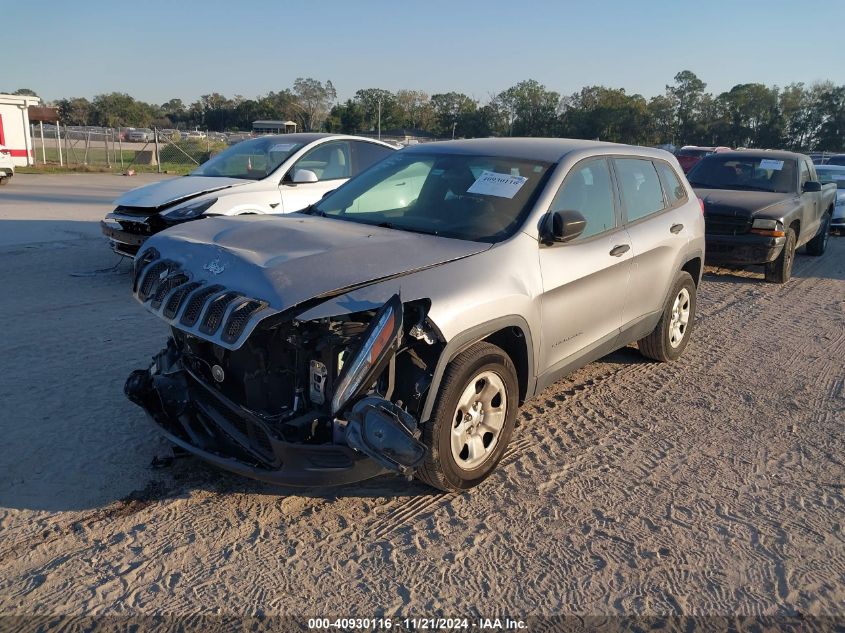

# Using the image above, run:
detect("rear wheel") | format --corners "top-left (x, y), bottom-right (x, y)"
top-left (764, 227), bottom-right (796, 283)
top-left (416, 342), bottom-right (518, 492)
top-left (806, 213), bottom-right (831, 256)
top-left (638, 271), bottom-right (697, 362)
top-left (0, 175), bottom-right (9, 186)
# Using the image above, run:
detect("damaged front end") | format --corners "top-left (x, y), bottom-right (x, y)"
top-left (126, 255), bottom-right (443, 486)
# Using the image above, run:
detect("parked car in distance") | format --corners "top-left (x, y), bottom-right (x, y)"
top-left (824, 154), bottom-right (845, 167)
top-left (688, 150), bottom-right (836, 283)
top-left (126, 128), bottom-right (154, 143)
top-left (816, 164), bottom-right (845, 234)
top-left (124, 138), bottom-right (705, 491)
top-left (0, 145), bottom-right (14, 185)
top-left (675, 146), bottom-right (715, 173)
top-left (100, 133), bottom-right (398, 257)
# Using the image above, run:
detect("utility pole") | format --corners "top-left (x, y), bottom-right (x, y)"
top-left (377, 97), bottom-right (382, 140)
top-left (452, 121), bottom-right (457, 139)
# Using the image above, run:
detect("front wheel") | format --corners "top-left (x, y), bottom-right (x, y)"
top-left (416, 342), bottom-right (519, 492)
top-left (805, 213), bottom-right (831, 256)
top-left (764, 227), bottom-right (796, 283)
top-left (638, 271), bottom-right (697, 362)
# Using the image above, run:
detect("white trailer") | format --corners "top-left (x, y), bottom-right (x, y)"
top-left (0, 93), bottom-right (41, 166)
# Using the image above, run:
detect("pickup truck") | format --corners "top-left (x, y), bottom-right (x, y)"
top-left (688, 150), bottom-right (836, 283)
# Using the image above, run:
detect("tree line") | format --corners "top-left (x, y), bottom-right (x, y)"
top-left (9, 71), bottom-right (844, 151)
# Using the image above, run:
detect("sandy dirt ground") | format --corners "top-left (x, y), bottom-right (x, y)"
top-left (0, 174), bottom-right (843, 623)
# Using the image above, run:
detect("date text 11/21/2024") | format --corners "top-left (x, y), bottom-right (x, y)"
top-left (307, 617), bottom-right (527, 630)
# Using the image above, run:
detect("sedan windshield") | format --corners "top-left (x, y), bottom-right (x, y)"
top-left (688, 156), bottom-right (797, 193)
top-left (816, 167), bottom-right (845, 189)
top-left (190, 137), bottom-right (302, 180)
top-left (308, 152), bottom-right (553, 243)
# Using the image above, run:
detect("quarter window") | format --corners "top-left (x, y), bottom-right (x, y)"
top-left (655, 161), bottom-right (688, 206)
top-left (614, 158), bottom-right (666, 222)
top-left (549, 158), bottom-right (616, 239)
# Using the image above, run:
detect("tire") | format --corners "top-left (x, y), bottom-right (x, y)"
top-left (0, 176), bottom-right (9, 186)
top-left (764, 227), bottom-right (796, 284)
top-left (805, 213), bottom-right (831, 256)
top-left (416, 342), bottom-right (519, 492)
top-left (637, 271), bottom-right (697, 362)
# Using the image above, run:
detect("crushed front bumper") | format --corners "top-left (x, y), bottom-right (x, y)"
top-left (101, 212), bottom-right (159, 258)
top-left (705, 233), bottom-right (785, 266)
top-left (125, 343), bottom-right (392, 487)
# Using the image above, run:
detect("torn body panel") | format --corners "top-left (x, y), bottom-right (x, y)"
top-left (127, 285), bottom-right (443, 484)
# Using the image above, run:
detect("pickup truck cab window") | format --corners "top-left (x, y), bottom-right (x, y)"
top-left (614, 158), bottom-right (666, 222)
top-left (799, 159), bottom-right (812, 189)
top-left (549, 158), bottom-right (616, 240)
top-left (688, 156), bottom-right (797, 194)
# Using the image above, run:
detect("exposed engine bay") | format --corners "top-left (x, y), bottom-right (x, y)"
top-left (126, 273), bottom-right (444, 484)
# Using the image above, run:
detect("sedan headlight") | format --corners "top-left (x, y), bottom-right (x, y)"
top-left (331, 294), bottom-right (403, 416)
top-left (162, 197), bottom-right (217, 220)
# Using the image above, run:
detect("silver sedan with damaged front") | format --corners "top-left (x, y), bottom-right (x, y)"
top-left (125, 138), bottom-right (705, 491)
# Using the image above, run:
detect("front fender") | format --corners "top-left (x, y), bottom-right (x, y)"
top-left (418, 315), bottom-right (536, 424)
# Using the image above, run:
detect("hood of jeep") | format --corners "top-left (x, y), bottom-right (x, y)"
top-left (133, 214), bottom-right (489, 349)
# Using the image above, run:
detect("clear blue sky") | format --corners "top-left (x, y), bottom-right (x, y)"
top-left (6, 0), bottom-right (845, 104)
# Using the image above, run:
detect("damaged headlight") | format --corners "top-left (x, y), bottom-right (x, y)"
top-left (331, 294), bottom-right (402, 415)
top-left (162, 197), bottom-right (217, 220)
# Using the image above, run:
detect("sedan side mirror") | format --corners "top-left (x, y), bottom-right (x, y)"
top-left (547, 210), bottom-right (587, 243)
top-left (292, 169), bottom-right (319, 184)
top-left (802, 180), bottom-right (822, 193)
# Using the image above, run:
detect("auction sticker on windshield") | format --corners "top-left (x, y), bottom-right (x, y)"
top-left (759, 159), bottom-right (784, 170)
top-left (467, 170), bottom-right (528, 198)
top-left (269, 143), bottom-right (297, 152)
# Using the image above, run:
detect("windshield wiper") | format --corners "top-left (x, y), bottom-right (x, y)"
top-left (688, 181), bottom-right (713, 188)
top-left (299, 205), bottom-right (325, 217)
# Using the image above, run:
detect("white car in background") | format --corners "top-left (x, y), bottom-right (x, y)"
top-left (816, 164), bottom-right (845, 234)
top-left (100, 133), bottom-right (398, 257)
top-left (0, 145), bottom-right (14, 185)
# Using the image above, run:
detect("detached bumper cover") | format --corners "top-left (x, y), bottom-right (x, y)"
top-left (705, 233), bottom-right (785, 265)
top-left (125, 343), bottom-right (389, 486)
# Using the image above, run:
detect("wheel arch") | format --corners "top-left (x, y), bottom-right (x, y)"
top-left (419, 316), bottom-right (535, 424)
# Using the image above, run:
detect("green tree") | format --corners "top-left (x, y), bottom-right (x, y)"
top-left (292, 78), bottom-right (337, 131)
top-left (430, 92), bottom-right (477, 137)
top-left (56, 97), bottom-right (93, 126)
top-left (667, 70), bottom-right (707, 144)
top-left (495, 80), bottom-right (560, 136)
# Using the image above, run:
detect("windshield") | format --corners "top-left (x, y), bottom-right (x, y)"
top-left (308, 152), bottom-right (553, 243)
top-left (687, 155), bottom-right (797, 193)
top-left (817, 167), bottom-right (845, 189)
top-left (190, 137), bottom-right (302, 180)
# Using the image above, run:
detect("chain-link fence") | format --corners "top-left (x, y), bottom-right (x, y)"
top-left (28, 125), bottom-right (229, 173)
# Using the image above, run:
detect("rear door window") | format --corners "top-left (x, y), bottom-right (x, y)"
top-left (614, 158), bottom-right (666, 222)
top-left (654, 161), bottom-right (688, 206)
top-left (351, 141), bottom-right (394, 175)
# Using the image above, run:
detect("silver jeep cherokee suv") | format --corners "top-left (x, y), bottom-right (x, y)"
top-left (125, 138), bottom-right (704, 491)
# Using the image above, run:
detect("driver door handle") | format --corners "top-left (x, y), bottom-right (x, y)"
top-left (670, 223), bottom-right (684, 234)
top-left (609, 244), bottom-right (630, 257)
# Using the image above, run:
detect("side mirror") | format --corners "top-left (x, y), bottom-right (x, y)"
top-left (292, 169), bottom-right (319, 184)
top-left (547, 210), bottom-right (587, 243)
top-left (802, 180), bottom-right (822, 193)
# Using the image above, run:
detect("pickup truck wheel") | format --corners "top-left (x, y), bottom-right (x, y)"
top-left (805, 213), bottom-right (831, 256)
top-left (416, 342), bottom-right (518, 491)
top-left (764, 227), bottom-right (796, 283)
top-left (637, 271), bottom-right (697, 362)
top-left (0, 176), bottom-right (9, 186)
